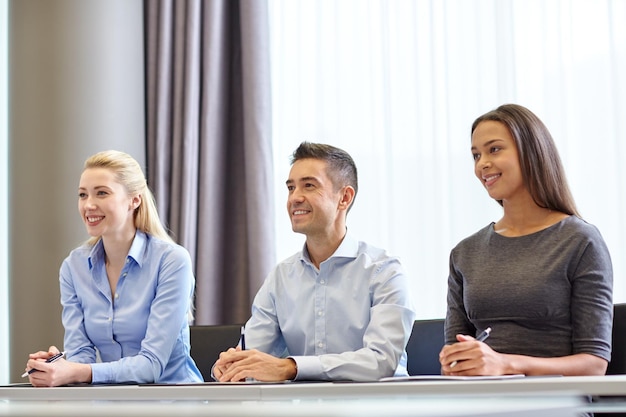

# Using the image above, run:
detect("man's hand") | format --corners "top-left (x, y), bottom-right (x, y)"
top-left (213, 348), bottom-right (297, 382)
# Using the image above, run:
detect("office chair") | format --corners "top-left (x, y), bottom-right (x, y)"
top-left (606, 303), bottom-right (626, 375)
top-left (189, 324), bottom-right (243, 381)
top-left (405, 318), bottom-right (445, 375)
top-left (597, 304), bottom-right (626, 417)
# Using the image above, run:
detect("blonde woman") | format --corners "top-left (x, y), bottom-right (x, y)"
top-left (24, 150), bottom-right (202, 386)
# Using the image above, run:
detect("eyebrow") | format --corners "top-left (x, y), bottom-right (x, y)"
top-left (471, 138), bottom-right (504, 151)
top-left (285, 176), bottom-right (321, 186)
top-left (78, 185), bottom-right (110, 191)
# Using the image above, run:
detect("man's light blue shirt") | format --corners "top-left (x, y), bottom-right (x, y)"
top-left (245, 232), bottom-right (416, 381)
top-left (60, 231), bottom-right (203, 384)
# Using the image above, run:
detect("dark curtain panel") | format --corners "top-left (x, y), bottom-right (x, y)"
top-left (144, 0), bottom-right (274, 324)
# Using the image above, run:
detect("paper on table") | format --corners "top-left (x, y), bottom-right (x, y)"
top-left (380, 374), bottom-right (526, 382)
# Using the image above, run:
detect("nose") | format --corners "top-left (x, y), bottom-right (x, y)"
top-left (82, 196), bottom-right (97, 210)
top-left (288, 187), bottom-right (304, 205)
top-left (476, 155), bottom-right (491, 170)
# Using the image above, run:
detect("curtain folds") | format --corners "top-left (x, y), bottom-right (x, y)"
top-left (268, 0), bottom-right (626, 318)
top-left (145, 0), bottom-right (274, 324)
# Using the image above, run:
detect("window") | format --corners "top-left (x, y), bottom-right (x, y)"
top-left (269, 0), bottom-right (626, 318)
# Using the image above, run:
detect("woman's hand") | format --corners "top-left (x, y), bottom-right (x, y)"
top-left (25, 346), bottom-right (92, 387)
top-left (439, 334), bottom-right (508, 376)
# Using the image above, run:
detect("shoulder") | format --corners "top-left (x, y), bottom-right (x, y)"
top-left (554, 216), bottom-right (611, 258)
top-left (273, 249), bottom-right (303, 269)
top-left (65, 242), bottom-right (93, 259)
top-left (144, 234), bottom-right (192, 265)
top-left (352, 240), bottom-right (407, 281)
top-left (452, 223), bottom-right (493, 252)
top-left (543, 216), bottom-right (610, 253)
top-left (557, 216), bottom-right (605, 239)
top-left (355, 240), bottom-right (400, 263)
top-left (270, 251), bottom-right (304, 276)
top-left (61, 241), bottom-right (96, 269)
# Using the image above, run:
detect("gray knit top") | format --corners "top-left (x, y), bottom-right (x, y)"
top-left (445, 216), bottom-right (613, 362)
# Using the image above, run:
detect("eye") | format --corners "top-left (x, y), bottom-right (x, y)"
top-left (97, 190), bottom-right (108, 196)
top-left (287, 185), bottom-right (295, 192)
top-left (472, 152), bottom-right (480, 161)
top-left (78, 192), bottom-right (87, 198)
top-left (305, 183), bottom-right (315, 188)
top-left (490, 146), bottom-right (501, 153)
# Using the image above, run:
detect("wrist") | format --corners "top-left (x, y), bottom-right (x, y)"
top-left (80, 363), bottom-right (93, 384)
top-left (287, 358), bottom-right (298, 380)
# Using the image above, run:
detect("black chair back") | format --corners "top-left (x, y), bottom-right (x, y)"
top-left (406, 318), bottom-right (445, 375)
top-left (189, 324), bottom-right (243, 381)
top-left (607, 303), bottom-right (626, 375)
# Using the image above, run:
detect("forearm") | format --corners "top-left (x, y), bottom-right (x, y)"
top-left (294, 346), bottom-right (401, 381)
top-left (505, 353), bottom-right (607, 376)
top-left (91, 354), bottom-right (159, 384)
top-left (71, 362), bottom-right (93, 384)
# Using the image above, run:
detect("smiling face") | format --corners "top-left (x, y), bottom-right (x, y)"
top-left (471, 120), bottom-right (527, 203)
top-left (78, 167), bottom-right (140, 240)
top-left (286, 158), bottom-right (348, 239)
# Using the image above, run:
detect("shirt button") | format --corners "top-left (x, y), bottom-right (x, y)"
top-left (317, 310), bottom-right (323, 316)
top-left (115, 293), bottom-right (119, 299)
top-left (126, 259), bottom-right (130, 264)
top-left (122, 273), bottom-right (127, 277)
top-left (320, 280), bottom-right (325, 284)
top-left (318, 342), bottom-right (323, 348)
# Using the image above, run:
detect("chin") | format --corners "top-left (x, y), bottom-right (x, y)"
top-left (85, 227), bottom-right (101, 237)
top-left (291, 224), bottom-right (308, 235)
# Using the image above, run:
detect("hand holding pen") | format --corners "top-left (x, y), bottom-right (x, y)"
top-left (240, 325), bottom-right (246, 350)
top-left (449, 327), bottom-right (491, 368)
top-left (22, 350), bottom-right (66, 377)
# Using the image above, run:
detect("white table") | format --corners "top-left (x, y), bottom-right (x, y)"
top-left (2, 375), bottom-right (626, 416)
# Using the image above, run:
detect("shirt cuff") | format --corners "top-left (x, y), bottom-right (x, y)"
top-left (289, 356), bottom-right (323, 381)
top-left (90, 363), bottom-right (107, 384)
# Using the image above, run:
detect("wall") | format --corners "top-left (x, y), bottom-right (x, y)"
top-left (0, 0), bottom-right (8, 385)
top-left (8, 0), bottom-right (144, 382)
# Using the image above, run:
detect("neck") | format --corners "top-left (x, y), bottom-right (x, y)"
top-left (305, 227), bottom-right (347, 269)
top-left (497, 198), bottom-right (565, 236)
top-left (103, 229), bottom-right (136, 266)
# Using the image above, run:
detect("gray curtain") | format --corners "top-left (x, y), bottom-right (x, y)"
top-left (144, 0), bottom-right (274, 324)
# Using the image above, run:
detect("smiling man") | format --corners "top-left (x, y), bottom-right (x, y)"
top-left (212, 142), bottom-right (415, 382)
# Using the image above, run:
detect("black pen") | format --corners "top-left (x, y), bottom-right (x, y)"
top-left (450, 327), bottom-right (491, 368)
top-left (240, 326), bottom-right (246, 350)
top-left (22, 351), bottom-right (66, 377)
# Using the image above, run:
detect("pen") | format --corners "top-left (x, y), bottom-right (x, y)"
top-left (22, 351), bottom-right (66, 377)
top-left (240, 326), bottom-right (246, 350)
top-left (450, 327), bottom-right (491, 368)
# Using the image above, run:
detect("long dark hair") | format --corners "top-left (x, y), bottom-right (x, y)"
top-left (471, 104), bottom-right (580, 217)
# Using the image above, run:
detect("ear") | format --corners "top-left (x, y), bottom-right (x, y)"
top-left (130, 194), bottom-right (142, 211)
top-left (338, 186), bottom-right (355, 211)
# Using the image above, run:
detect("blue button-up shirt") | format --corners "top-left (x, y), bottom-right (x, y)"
top-left (59, 231), bottom-right (203, 384)
top-left (245, 232), bottom-right (416, 381)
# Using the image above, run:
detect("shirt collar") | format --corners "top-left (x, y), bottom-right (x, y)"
top-left (127, 230), bottom-right (147, 267)
top-left (87, 230), bottom-right (147, 270)
top-left (300, 229), bottom-right (359, 265)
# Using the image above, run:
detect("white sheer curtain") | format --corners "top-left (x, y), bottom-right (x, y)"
top-left (268, 0), bottom-right (626, 319)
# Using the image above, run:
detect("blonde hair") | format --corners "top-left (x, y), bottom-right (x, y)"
top-left (83, 150), bottom-right (174, 246)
